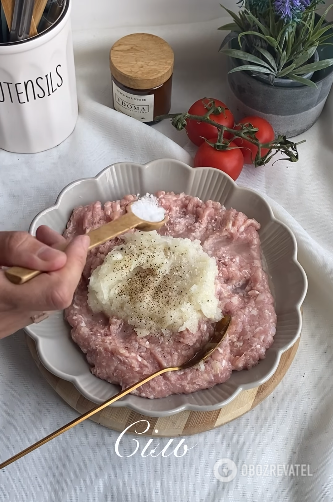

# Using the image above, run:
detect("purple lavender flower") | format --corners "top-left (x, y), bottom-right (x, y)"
top-left (274, 0), bottom-right (311, 22)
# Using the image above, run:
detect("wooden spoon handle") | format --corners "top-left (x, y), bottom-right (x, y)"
top-left (5, 212), bottom-right (141, 285)
top-left (33, 0), bottom-right (48, 26)
top-left (1, 0), bottom-right (14, 28)
top-left (29, 15), bottom-right (37, 36)
top-left (1, 0), bottom-right (37, 35)
top-left (87, 212), bottom-right (140, 248)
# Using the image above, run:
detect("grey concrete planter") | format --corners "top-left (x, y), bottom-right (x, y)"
top-left (227, 37), bottom-right (333, 138)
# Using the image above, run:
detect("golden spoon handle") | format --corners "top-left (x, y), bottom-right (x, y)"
top-left (5, 213), bottom-right (141, 285)
top-left (0, 366), bottom-right (173, 469)
top-left (0, 318), bottom-right (230, 469)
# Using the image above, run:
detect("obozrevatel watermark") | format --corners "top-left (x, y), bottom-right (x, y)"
top-left (214, 459), bottom-right (313, 483)
top-left (115, 420), bottom-right (197, 458)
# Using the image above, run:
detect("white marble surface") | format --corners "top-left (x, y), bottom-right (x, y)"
top-left (1, 14), bottom-right (333, 502)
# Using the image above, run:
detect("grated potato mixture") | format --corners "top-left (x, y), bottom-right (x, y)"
top-left (88, 230), bottom-right (222, 336)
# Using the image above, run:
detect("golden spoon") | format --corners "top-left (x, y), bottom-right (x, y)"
top-left (0, 315), bottom-right (231, 469)
top-left (5, 205), bottom-right (168, 285)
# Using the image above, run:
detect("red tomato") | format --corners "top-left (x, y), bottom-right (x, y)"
top-left (186, 98), bottom-right (234, 147)
top-left (234, 116), bottom-right (275, 165)
top-left (194, 140), bottom-right (244, 181)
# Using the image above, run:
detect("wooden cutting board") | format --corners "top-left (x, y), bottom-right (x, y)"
top-left (26, 336), bottom-right (300, 437)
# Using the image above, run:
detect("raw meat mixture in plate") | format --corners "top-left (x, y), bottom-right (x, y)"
top-left (64, 192), bottom-right (277, 399)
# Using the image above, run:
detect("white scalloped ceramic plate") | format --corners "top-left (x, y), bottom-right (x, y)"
top-left (25, 159), bottom-right (307, 417)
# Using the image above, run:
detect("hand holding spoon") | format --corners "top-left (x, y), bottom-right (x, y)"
top-left (5, 202), bottom-right (168, 285)
top-left (0, 315), bottom-right (231, 469)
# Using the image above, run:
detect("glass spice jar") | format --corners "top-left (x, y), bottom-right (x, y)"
top-left (110, 33), bottom-right (174, 124)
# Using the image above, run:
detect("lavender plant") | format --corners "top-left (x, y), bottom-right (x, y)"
top-left (219, 0), bottom-right (333, 86)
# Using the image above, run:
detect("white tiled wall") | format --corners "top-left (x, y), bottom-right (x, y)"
top-left (71, 0), bottom-right (238, 30)
top-left (70, 0), bottom-right (333, 31)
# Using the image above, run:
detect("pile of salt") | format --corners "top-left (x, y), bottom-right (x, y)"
top-left (131, 194), bottom-right (165, 223)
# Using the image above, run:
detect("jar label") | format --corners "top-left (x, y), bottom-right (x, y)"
top-left (112, 82), bottom-right (154, 122)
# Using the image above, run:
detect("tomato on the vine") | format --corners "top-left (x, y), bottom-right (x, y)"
top-left (194, 140), bottom-right (244, 181)
top-left (186, 98), bottom-right (234, 147)
top-left (234, 116), bottom-right (275, 165)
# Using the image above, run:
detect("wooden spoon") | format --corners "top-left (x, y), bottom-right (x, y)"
top-left (5, 205), bottom-right (168, 285)
top-left (1, 0), bottom-right (15, 29)
top-left (0, 315), bottom-right (231, 469)
top-left (1, 0), bottom-right (37, 36)
top-left (33, 0), bottom-right (48, 27)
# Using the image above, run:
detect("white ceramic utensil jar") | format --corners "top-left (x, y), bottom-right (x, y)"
top-left (0, 0), bottom-right (78, 153)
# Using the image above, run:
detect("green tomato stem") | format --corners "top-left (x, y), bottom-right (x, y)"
top-left (155, 103), bottom-right (305, 167)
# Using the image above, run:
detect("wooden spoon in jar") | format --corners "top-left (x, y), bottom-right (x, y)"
top-left (5, 203), bottom-right (168, 285)
top-left (1, 0), bottom-right (38, 37)
top-left (0, 315), bottom-right (231, 469)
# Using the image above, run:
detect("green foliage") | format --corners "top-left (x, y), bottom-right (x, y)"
top-left (219, 1), bottom-right (333, 86)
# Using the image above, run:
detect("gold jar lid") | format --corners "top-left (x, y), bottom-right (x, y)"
top-left (110, 33), bottom-right (174, 90)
